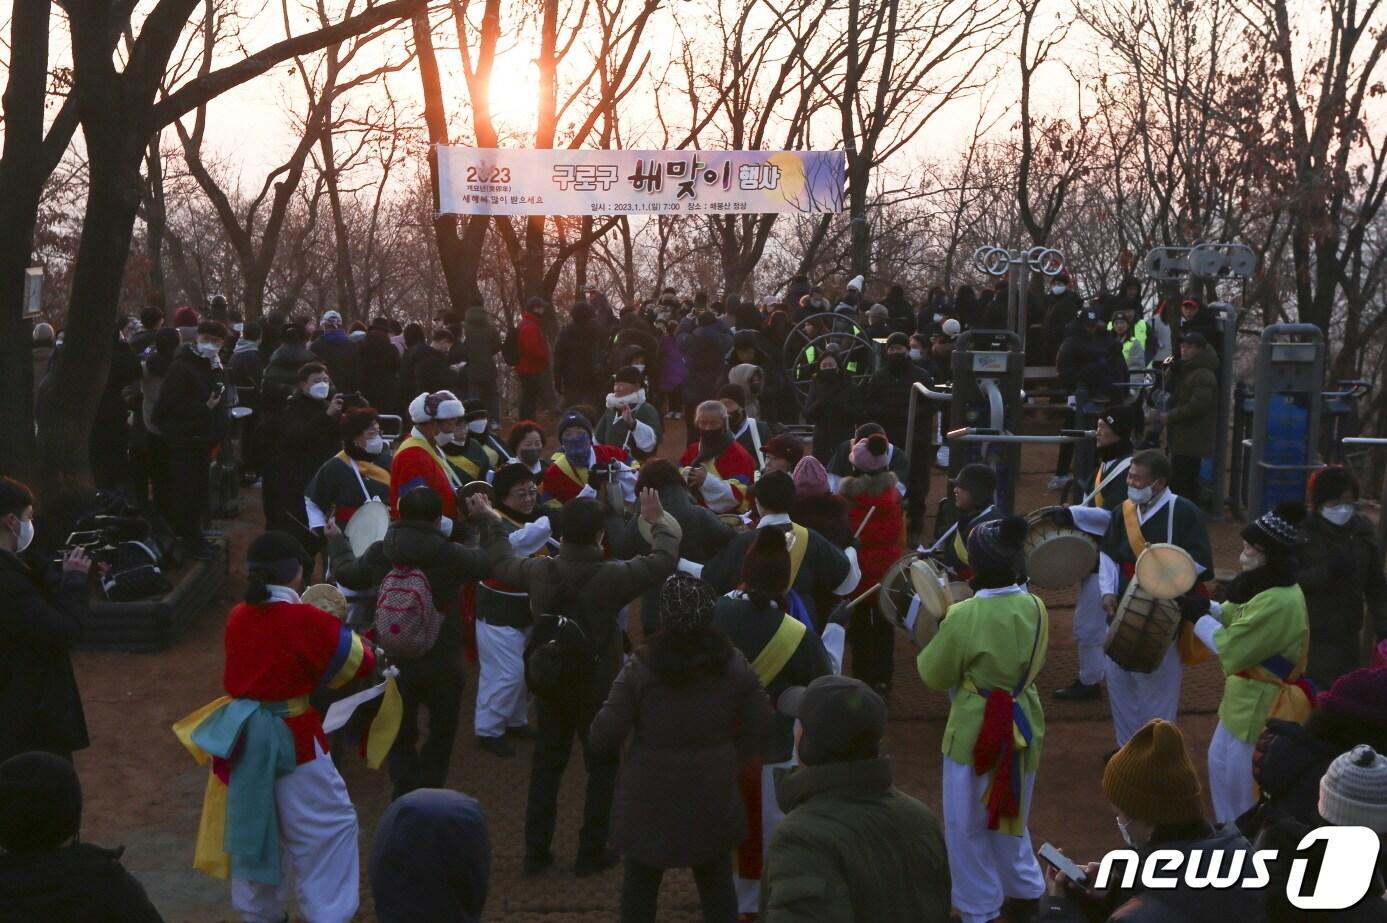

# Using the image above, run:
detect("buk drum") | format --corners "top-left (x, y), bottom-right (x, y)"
top-left (1134, 543), bottom-right (1198, 599)
top-left (1023, 506), bottom-right (1098, 588)
top-left (718, 513), bottom-right (751, 533)
top-left (1104, 581), bottom-right (1181, 673)
top-left (301, 584), bottom-right (348, 620)
top-left (877, 553), bottom-right (958, 647)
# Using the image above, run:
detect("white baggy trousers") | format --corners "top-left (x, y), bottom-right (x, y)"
top-left (1105, 642), bottom-right (1182, 747)
top-left (473, 620), bottom-right (530, 738)
top-left (230, 741), bottom-right (360, 923)
top-left (1074, 573), bottom-right (1107, 686)
top-left (943, 757), bottom-right (1045, 923)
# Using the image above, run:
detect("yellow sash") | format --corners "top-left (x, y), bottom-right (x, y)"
top-left (552, 451), bottom-right (588, 489)
top-left (335, 451), bottom-right (391, 488)
top-left (750, 616), bottom-right (807, 687)
top-left (1121, 500), bottom-right (1148, 558)
top-left (1243, 632), bottom-right (1313, 725)
top-left (786, 523), bottom-right (810, 587)
top-left (397, 435), bottom-right (463, 488)
top-left (1092, 466), bottom-right (1105, 509)
top-left (953, 527), bottom-right (970, 565)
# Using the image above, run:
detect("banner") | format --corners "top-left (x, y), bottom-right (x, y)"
top-left (435, 147), bottom-right (844, 217)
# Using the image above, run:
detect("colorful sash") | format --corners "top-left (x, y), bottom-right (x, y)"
top-left (1235, 632), bottom-right (1315, 724)
top-left (397, 435), bottom-right (463, 489)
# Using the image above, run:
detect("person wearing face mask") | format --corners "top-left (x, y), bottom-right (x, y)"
top-left (678, 401), bottom-right (757, 515)
top-left (917, 516), bottom-right (1049, 923)
top-left (470, 464), bottom-right (553, 757)
top-left (1049, 408), bottom-right (1135, 702)
top-left (1297, 466), bottom-right (1387, 689)
top-left (541, 410), bottom-right (636, 511)
top-left (260, 362), bottom-right (344, 551)
top-left (0, 478), bottom-right (94, 766)
top-left (308, 309), bottom-right (361, 394)
top-left (864, 332), bottom-right (935, 545)
top-left (390, 391), bottom-right (467, 534)
top-left (1040, 270), bottom-right (1082, 364)
top-left (1037, 718), bottom-right (1264, 923)
top-left (1096, 450), bottom-right (1214, 747)
top-left (507, 420), bottom-right (550, 482)
top-left (327, 487), bottom-right (491, 798)
top-left (1175, 502), bottom-right (1311, 822)
top-left (178, 530), bottom-right (377, 923)
top-left (303, 407), bottom-right (393, 537)
top-left (719, 382), bottom-right (773, 473)
top-left (436, 400), bottom-right (494, 485)
top-left (152, 320), bottom-right (233, 560)
top-left (457, 399), bottom-right (510, 470)
top-left (594, 366), bottom-right (663, 462)
top-left (840, 433), bottom-right (906, 695)
top-left (802, 350), bottom-right (863, 464)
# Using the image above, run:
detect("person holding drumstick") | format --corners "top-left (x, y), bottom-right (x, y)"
top-left (1096, 449), bottom-right (1213, 747)
top-left (929, 463), bottom-right (1003, 583)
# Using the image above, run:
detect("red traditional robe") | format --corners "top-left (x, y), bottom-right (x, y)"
top-left (680, 439), bottom-right (755, 514)
top-left (540, 444), bottom-right (632, 509)
top-left (390, 434), bottom-right (463, 519)
top-left (222, 601), bottom-right (375, 764)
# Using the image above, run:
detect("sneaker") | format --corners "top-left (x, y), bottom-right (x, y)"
top-left (1053, 679), bottom-right (1102, 702)
top-left (1046, 475), bottom-right (1073, 491)
top-left (574, 849), bottom-right (619, 877)
top-left (477, 734), bottom-right (515, 758)
top-left (523, 852), bottom-right (554, 877)
top-left (505, 724), bottom-right (536, 740)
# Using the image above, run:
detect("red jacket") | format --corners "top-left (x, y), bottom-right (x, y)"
top-left (840, 472), bottom-right (905, 595)
top-left (516, 311), bottom-right (549, 375)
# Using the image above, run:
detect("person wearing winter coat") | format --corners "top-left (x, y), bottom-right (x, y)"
top-left (0, 752), bottom-right (164, 923)
top-left (309, 310), bottom-right (361, 394)
top-left (358, 317), bottom-right (401, 415)
top-left (327, 486), bottom-right (491, 799)
top-left (881, 283), bottom-right (915, 334)
top-left (789, 456), bottom-right (854, 548)
top-left (1177, 297), bottom-right (1222, 361)
top-left (590, 575), bottom-right (772, 923)
top-left (1038, 719), bottom-right (1267, 923)
top-left (1297, 467), bottom-right (1387, 688)
top-left (152, 321), bottom-right (232, 559)
top-left (552, 302), bottom-right (610, 413)
top-left (680, 310), bottom-right (735, 434)
top-left (655, 319), bottom-right (687, 417)
top-left (862, 333), bottom-right (934, 542)
top-left (515, 297), bottom-right (551, 421)
top-left (802, 351), bottom-right (862, 463)
top-left (259, 363), bottom-right (344, 548)
top-left (1041, 271), bottom-right (1083, 363)
top-left (260, 324), bottom-right (316, 416)
top-left (839, 434), bottom-right (906, 694)
top-left (0, 480), bottom-right (92, 766)
top-left (725, 329), bottom-right (794, 426)
top-left (761, 676), bottom-right (951, 923)
top-left (594, 366), bottom-right (664, 461)
top-left (720, 381), bottom-right (774, 472)
top-left (1162, 333), bottom-right (1219, 502)
top-left (1110, 310), bottom-right (1147, 373)
top-left (463, 304), bottom-right (503, 422)
top-left (1051, 310), bottom-right (1128, 489)
top-left (91, 326), bottom-right (142, 491)
top-left (369, 788), bottom-right (489, 923)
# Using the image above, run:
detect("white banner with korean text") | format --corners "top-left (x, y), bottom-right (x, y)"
top-left (435, 147), bottom-right (845, 216)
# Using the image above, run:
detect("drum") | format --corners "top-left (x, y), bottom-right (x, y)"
top-left (344, 500), bottom-right (390, 558)
top-left (1104, 580), bottom-right (1181, 673)
top-left (636, 510), bottom-right (682, 545)
top-left (301, 584), bottom-right (348, 620)
top-left (1023, 506), bottom-right (1097, 588)
top-left (877, 553), bottom-right (954, 647)
top-left (1134, 543), bottom-right (1197, 599)
top-left (718, 513), bottom-right (751, 533)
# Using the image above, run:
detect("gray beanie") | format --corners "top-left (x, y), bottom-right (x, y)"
top-left (1319, 745), bottom-right (1387, 832)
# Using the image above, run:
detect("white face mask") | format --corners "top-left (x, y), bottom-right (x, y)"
top-left (16, 517), bottom-right (34, 553)
top-left (1321, 504), bottom-right (1355, 526)
top-left (1240, 548), bottom-right (1266, 572)
top-left (308, 381), bottom-right (331, 400)
top-left (195, 341), bottom-right (220, 359)
top-left (363, 435), bottom-right (385, 456)
top-left (632, 363), bottom-right (646, 373)
top-left (1116, 816), bottom-right (1136, 848)
top-left (467, 419), bottom-right (488, 434)
top-left (433, 429), bottom-right (454, 447)
top-left (1127, 483), bottom-right (1153, 505)
top-left (1051, 284), bottom-right (1067, 296)
top-left (933, 313), bottom-right (944, 323)
top-left (909, 348), bottom-right (923, 361)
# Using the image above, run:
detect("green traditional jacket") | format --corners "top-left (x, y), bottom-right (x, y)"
top-left (1209, 584), bottom-right (1309, 743)
top-left (916, 589), bottom-right (1048, 773)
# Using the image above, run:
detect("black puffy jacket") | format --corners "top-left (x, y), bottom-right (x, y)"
top-left (0, 842), bottom-right (163, 923)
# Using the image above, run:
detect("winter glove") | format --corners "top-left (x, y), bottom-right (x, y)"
top-left (826, 602), bottom-right (851, 628)
top-left (1176, 594), bottom-right (1210, 625)
top-left (1045, 507), bottom-right (1075, 528)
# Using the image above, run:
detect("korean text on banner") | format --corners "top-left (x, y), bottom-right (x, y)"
top-left (435, 147), bottom-right (845, 217)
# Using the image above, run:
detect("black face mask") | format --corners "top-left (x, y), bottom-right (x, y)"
top-left (887, 352), bottom-right (910, 372)
top-left (699, 428), bottom-right (732, 453)
top-left (818, 368), bottom-right (839, 383)
top-left (729, 412), bottom-right (746, 431)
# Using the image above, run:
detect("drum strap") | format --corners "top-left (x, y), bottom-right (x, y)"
top-left (750, 616), bottom-right (807, 687)
top-left (1121, 501), bottom-right (1149, 558)
top-left (336, 453), bottom-right (390, 506)
top-left (1082, 457), bottom-right (1131, 508)
top-left (786, 523), bottom-right (810, 587)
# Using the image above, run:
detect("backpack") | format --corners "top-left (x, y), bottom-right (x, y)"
top-left (374, 565), bottom-right (443, 658)
top-left (501, 323), bottom-right (522, 367)
top-left (523, 567), bottom-right (602, 698)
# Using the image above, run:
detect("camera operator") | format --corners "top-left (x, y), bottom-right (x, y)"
top-left (0, 478), bottom-right (94, 765)
top-left (260, 362), bottom-right (345, 552)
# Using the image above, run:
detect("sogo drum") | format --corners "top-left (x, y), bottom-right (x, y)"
top-left (1104, 581), bottom-right (1182, 673)
top-left (876, 552), bottom-right (971, 647)
top-left (1023, 506), bottom-right (1098, 588)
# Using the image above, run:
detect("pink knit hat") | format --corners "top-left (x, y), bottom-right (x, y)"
top-left (792, 456), bottom-right (830, 496)
top-left (849, 433), bottom-right (889, 473)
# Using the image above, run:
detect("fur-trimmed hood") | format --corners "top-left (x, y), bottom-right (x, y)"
top-left (838, 470), bottom-right (897, 498)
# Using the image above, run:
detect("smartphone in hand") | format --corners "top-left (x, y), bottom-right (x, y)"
top-left (1039, 842), bottom-right (1091, 895)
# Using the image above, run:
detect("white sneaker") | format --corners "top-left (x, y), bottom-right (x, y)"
top-left (1047, 475), bottom-right (1072, 490)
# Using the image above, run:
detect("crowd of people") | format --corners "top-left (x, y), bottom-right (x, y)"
top-left (4, 274), bottom-right (1387, 923)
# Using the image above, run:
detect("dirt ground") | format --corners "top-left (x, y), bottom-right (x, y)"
top-left (71, 421), bottom-right (1243, 922)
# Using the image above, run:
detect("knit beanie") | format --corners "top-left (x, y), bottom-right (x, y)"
top-left (741, 527), bottom-right (792, 596)
top-left (1318, 668), bottom-right (1387, 730)
top-left (1309, 465), bottom-right (1359, 508)
top-left (1098, 405), bottom-right (1135, 442)
top-left (1102, 719), bottom-right (1205, 825)
top-left (659, 574), bottom-right (717, 634)
top-left (173, 306), bottom-right (200, 327)
top-left (849, 433), bottom-right (890, 473)
top-left (763, 434), bottom-right (805, 468)
top-left (1319, 745), bottom-right (1387, 832)
top-left (0, 752), bottom-right (82, 852)
top-left (557, 410), bottom-right (594, 439)
top-left (792, 456), bottom-right (830, 497)
top-left (1241, 501), bottom-right (1308, 551)
top-left (965, 515), bottom-right (1028, 581)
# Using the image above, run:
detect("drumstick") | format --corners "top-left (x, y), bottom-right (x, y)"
top-left (853, 506), bottom-right (876, 540)
top-left (847, 581), bottom-right (882, 609)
